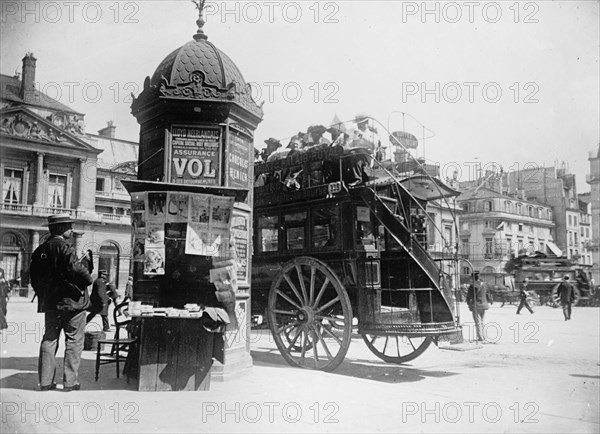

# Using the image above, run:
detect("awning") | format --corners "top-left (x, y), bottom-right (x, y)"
top-left (121, 179), bottom-right (249, 202)
top-left (546, 241), bottom-right (563, 257)
top-left (399, 175), bottom-right (460, 201)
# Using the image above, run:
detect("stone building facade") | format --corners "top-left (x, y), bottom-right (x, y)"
top-left (587, 145), bottom-right (600, 282)
top-left (457, 179), bottom-right (555, 286)
top-left (503, 165), bottom-right (593, 266)
top-left (0, 54), bottom-right (137, 292)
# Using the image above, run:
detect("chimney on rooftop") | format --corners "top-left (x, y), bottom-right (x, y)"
top-left (20, 53), bottom-right (37, 103)
top-left (98, 121), bottom-right (116, 138)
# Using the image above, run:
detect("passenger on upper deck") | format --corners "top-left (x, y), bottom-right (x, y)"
top-left (349, 113), bottom-right (382, 157)
top-left (305, 125), bottom-right (331, 148)
top-left (261, 137), bottom-right (282, 162)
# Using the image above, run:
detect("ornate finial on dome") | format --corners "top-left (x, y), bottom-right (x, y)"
top-left (192, 0), bottom-right (208, 41)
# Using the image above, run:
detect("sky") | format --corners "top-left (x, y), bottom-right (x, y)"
top-left (1, 0), bottom-right (598, 192)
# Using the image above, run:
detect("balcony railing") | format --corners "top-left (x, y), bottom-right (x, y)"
top-left (586, 174), bottom-right (599, 183)
top-left (1, 203), bottom-right (32, 214)
top-left (1, 203), bottom-right (131, 226)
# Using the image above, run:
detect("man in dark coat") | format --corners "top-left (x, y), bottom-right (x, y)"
top-left (30, 214), bottom-right (93, 391)
top-left (86, 270), bottom-right (117, 331)
top-left (516, 278), bottom-right (534, 314)
top-left (466, 271), bottom-right (492, 342)
top-left (556, 275), bottom-right (576, 321)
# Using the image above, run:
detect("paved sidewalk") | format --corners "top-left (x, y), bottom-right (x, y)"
top-left (1, 297), bottom-right (599, 433)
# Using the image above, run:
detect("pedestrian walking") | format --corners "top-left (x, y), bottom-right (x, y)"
top-left (86, 270), bottom-right (117, 331)
top-left (466, 271), bottom-right (493, 342)
top-left (516, 278), bottom-right (534, 314)
top-left (556, 275), bottom-right (576, 321)
top-left (30, 214), bottom-right (93, 391)
top-left (0, 268), bottom-right (9, 331)
top-left (125, 275), bottom-right (133, 300)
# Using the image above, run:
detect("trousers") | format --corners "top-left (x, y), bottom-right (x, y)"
top-left (562, 302), bottom-right (572, 320)
top-left (471, 309), bottom-right (486, 341)
top-left (87, 312), bottom-right (110, 331)
top-left (517, 299), bottom-right (534, 314)
top-left (39, 310), bottom-right (86, 388)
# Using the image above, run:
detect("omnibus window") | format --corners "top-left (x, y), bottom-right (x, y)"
top-left (356, 206), bottom-right (375, 247)
top-left (312, 205), bottom-right (340, 249)
top-left (284, 211), bottom-right (307, 251)
top-left (258, 215), bottom-right (279, 252)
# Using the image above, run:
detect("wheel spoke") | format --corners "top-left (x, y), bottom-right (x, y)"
top-left (283, 272), bottom-right (306, 306)
top-left (382, 336), bottom-right (389, 354)
top-left (300, 327), bottom-right (307, 361)
top-left (273, 309), bottom-right (296, 316)
top-left (275, 321), bottom-right (298, 335)
top-left (314, 295), bottom-right (340, 314)
top-left (320, 324), bottom-right (343, 345)
top-left (286, 326), bottom-right (302, 350)
top-left (311, 325), bottom-right (320, 368)
top-left (312, 278), bottom-right (330, 309)
top-left (309, 265), bottom-right (316, 305)
top-left (276, 290), bottom-right (302, 310)
top-left (314, 326), bottom-right (333, 360)
top-left (296, 265), bottom-right (309, 305)
top-left (396, 336), bottom-right (401, 358)
top-left (315, 314), bottom-right (346, 323)
top-left (408, 338), bottom-right (416, 351)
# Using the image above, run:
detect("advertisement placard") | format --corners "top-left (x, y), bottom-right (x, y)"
top-left (170, 126), bottom-right (221, 186)
top-left (227, 129), bottom-right (252, 189)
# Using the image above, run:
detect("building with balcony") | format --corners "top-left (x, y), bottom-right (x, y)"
top-left (587, 144), bottom-right (600, 283)
top-left (457, 176), bottom-right (556, 286)
top-left (0, 54), bottom-right (137, 290)
top-left (502, 163), bottom-right (592, 266)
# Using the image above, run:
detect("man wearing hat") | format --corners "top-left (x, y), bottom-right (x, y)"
top-left (350, 113), bottom-right (382, 155)
top-left (466, 271), bottom-right (492, 342)
top-left (262, 137), bottom-right (282, 161)
top-left (556, 275), bottom-right (576, 321)
top-left (306, 125), bottom-right (331, 147)
top-left (87, 270), bottom-right (118, 331)
top-left (30, 214), bottom-right (93, 391)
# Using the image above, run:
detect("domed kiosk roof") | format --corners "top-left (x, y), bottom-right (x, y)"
top-left (133, 20), bottom-right (263, 120)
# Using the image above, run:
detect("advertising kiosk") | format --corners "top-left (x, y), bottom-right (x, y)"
top-left (125, 6), bottom-right (263, 388)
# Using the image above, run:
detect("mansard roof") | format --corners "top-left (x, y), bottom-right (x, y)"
top-left (0, 74), bottom-right (83, 115)
top-left (85, 134), bottom-right (138, 171)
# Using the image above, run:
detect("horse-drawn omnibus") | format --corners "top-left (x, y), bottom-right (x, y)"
top-left (508, 255), bottom-right (593, 307)
top-left (251, 134), bottom-right (463, 371)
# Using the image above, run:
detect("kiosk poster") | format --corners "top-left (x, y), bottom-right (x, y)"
top-left (166, 192), bottom-right (189, 223)
top-left (144, 247), bottom-right (165, 275)
top-left (189, 194), bottom-right (211, 226)
top-left (131, 192), bottom-right (146, 235)
top-left (231, 210), bottom-right (249, 283)
top-left (227, 130), bottom-right (252, 189)
top-left (147, 192), bottom-right (167, 222)
top-left (170, 126), bottom-right (221, 186)
top-left (145, 221), bottom-right (165, 275)
top-left (185, 194), bottom-right (234, 257)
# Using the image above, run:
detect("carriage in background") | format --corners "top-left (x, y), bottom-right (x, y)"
top-left (251, 121), bottom-right (464, 371)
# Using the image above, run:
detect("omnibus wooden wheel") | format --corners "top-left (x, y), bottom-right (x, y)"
top-left (361, 334), bottom-right (432, 364)
top-left (268, 257), bottom-right (353, 372)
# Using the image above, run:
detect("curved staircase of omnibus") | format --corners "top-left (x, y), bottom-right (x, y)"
top-left (342, 148), bottom-right (461, 342)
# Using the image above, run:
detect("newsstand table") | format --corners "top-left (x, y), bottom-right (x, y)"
top-left (130, 316), bottom-right (225, 391)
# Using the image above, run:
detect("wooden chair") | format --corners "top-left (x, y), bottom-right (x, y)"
top-left (95, 299), bottom-right (137, 381)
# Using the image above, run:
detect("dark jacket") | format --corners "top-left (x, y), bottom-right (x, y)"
top-left (557, 280), bottom-right (576, 304)
top-left (466, 280), bottom-right (491, 311)
top-left (90, 276), bottom-right (117, 315)
top-left (30, 235), bottom-right (93, 312)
